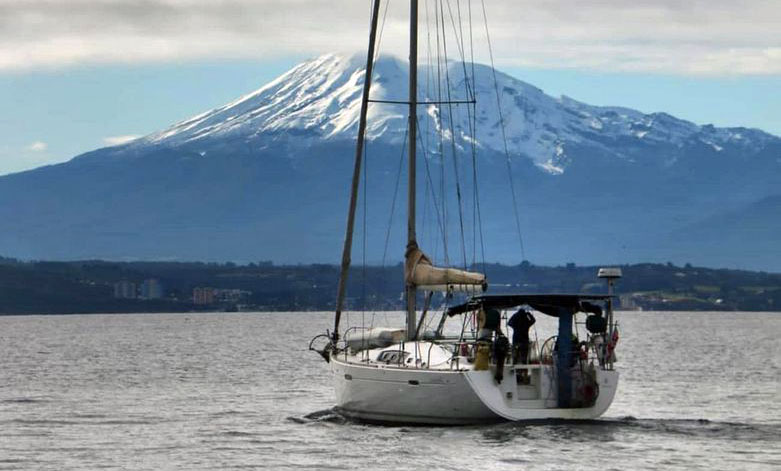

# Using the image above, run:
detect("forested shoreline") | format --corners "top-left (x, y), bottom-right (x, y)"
top-left (1, 257), bottom-right (779, 314)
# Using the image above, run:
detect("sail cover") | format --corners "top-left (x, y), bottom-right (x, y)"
top-left (405, 244), bottom-right (487, 293)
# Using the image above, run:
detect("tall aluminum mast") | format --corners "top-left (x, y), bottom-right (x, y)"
top-left (332, 0), bottom-right (382, 343)
top-left (405, 0), bottom-right (419, 340)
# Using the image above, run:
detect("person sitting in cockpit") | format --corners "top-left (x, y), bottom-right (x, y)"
top-left (477, 307), bottom-right (502, 341)
top-left (476, 307), bottom-right (509, 383)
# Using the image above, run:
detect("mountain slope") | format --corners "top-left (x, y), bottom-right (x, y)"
top-left (1, 54), bottom-right (780, 270)
top-left (122, 54), bottom-right (778, 176)
top-left (655, 195), bottom-right (781, 269)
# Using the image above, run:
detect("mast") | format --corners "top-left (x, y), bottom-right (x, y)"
top-left (333, 0), bottom-right (382, 343)
top-left (405, 0), bottom-right (419, 340)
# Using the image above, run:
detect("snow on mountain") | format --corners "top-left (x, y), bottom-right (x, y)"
top-left (138, 54), bottom-right (778, 174)
top-left (144, 54), bottom-right (409, 147)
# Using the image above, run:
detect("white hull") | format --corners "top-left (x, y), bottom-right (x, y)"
top-left (331, 356), bottom-right (497, 424)
top-left (331, 348), bottom-right (619, 425)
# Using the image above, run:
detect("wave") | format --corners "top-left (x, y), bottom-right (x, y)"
top-left (287, 408), bottom-right (352, 425)
top-left (609, 416), bottom-right (781, 441)
top-left (290, 409), bottom-right (780, 443)
top-left (1, 397), bottom-right (50, 404)
top-left (478, 416), bottom-right (781, 444)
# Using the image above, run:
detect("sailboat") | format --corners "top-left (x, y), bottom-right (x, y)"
top-left (309, 0), bottom-right (623, 425)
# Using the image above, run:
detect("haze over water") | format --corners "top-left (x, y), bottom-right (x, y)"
top-left (1, 311), bottom-right (779, 470)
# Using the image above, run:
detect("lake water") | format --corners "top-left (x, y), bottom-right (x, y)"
top-left (0, 311), bottom-right (779, 470)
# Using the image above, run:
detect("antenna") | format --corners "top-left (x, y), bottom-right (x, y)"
top-left (598, 267), bottom-right (622, 296)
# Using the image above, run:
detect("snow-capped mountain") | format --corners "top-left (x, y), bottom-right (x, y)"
top-left (135, 54), bottom-right (777, 175)
top-left (143, 54), bottom-right (409, 147)
top-left (1, 54), bottom-right (780, 270)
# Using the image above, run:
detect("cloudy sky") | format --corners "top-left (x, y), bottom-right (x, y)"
top-left (1, 0), bottom-right (780, 174)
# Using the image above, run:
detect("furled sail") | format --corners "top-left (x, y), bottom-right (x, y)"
top-left (405, 243), bottom-right (487, 293)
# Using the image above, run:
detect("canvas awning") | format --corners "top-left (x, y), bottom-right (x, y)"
top-left (446, 294), bottom-right (613, 317)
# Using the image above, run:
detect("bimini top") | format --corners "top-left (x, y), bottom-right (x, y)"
top-left (446, 293), bottom-right (613, 317)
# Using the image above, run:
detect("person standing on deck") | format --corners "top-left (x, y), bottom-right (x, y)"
top-left (508, 308), bottom-right (536, 364)
top-left (477, 307), bottom-right (508, 383)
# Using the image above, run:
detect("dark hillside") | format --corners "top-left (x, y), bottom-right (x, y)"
top-left (0, 257), bottom-right (778, 314)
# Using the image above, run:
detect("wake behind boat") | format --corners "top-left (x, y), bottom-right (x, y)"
top-left (310, 0), bottom-right (624, 425)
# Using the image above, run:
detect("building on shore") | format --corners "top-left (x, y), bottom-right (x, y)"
top-left (618, 294), bottom-right (643, 311)
top-left (193, 287), bottom-right (215, 305)
top-left (113, 281), bottom-right (137, 299)
top-left (140, 279), bottom-right (164, 300)
top-left (214, 288), bottom-right (252, 304)
top-left (192, 287), bottom-right (252, 307)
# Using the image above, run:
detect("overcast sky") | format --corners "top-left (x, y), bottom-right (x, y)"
top-left (3, 0), bottom-right (780, 74)
top-left (1, 0), bottom-right (780, 175)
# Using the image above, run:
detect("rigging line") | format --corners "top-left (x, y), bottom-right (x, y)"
top-left (448, 0), bottom-right (477, 141)
top-left (460, 0), bottom-right (477, 266)
top-left (457, 0), bottom-right (483, 270)
top-left (451, 0), bottom-right (481, 267)
top-left (418, 2), bottom-right (431, 253)
top-left (422, 0), bottom-right (434, 252)
top-left (416, 116), bottom-right (447, 253)
top-left (423, 0), bottom-right (432, 166)
top-left (333, 0), bottom-right (380, 341)
top-left (371, 125), bottom-right (402, 327)
top-left (361, 134), bottom-right (368, 332)
top-left (458, 304), bottom-right (469, 344)
top-left (427, 3), bottom-right (438, 260)
top-left (422, 295), bottom-right (443, 336)
top-left (432, 0), bottom-right (442, 252)
top-left (464, 77), bottom-right (479, 267)
top-left (364, 1), bottom-right (408, 326)
top-left (422, 3), bottom-right (438, 265)
top-left (469, 123), bottom-right (477, 267)
top-left (432, 0), bottom-right (473, 107)
top-left (468, 0), bottom-right (477, 105)
top-left (445, 0), bottom-right (465, 59)
top-left (363, 137), bottom-right (383, 316)
top-left (434, 0), bottom-right (450, 267)
top-left (452, 0), bottom-right (479, 236)
top-left (467, 0), bottom-right (486, 271)
top-left (480, 0), bottom-right (526, 262)
top-left (380, 129), bottom-right (408, 267)
top-left (444, 0), bottom-right (473, 99)
top-left (456, 0), bottom-right (468, 86)
top-left (472, 119), bottom-right (487, 273)
top-left (452, 0), bottom-right (475, 106)
top-left (421, 155), bottom-right (432, 260)
top-left (373, 0), bottom-right (392, 63)
top-left (439, 0), bottom-right (469, 270)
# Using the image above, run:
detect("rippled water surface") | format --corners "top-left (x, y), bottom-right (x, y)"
top-left (1, 311), bottom-right (779, 470)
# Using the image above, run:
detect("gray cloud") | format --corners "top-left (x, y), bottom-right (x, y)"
top-left (1, 0), bottom-right (779, 75)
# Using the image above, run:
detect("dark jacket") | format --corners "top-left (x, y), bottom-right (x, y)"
top-left (508, 309), bottom-right (535, 343)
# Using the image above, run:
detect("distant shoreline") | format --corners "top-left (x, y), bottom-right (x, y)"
top-left (0, 258), bottom-right (779, 314)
